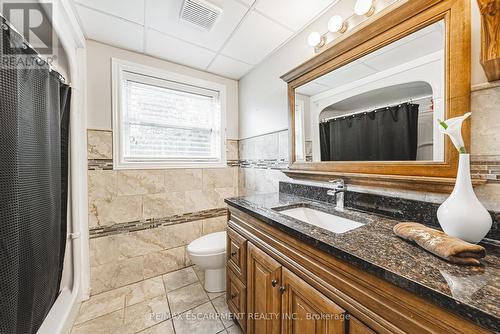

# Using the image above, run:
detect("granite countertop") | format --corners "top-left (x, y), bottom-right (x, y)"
top-left (225, 192), bottom-right (500, 332)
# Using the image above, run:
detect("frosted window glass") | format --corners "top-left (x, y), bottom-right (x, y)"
top-left (121, 79), bottom-right (221, 161)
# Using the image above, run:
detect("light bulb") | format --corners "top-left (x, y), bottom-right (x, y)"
top-left (307, 31), bottom-right (323, 47)
top-left (328, 15), bottom-right (347, 33)
top-left (354, 0), bottom-right (375, 16)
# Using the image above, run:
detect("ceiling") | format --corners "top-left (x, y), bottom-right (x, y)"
top-left (296, 20), bottom-right (444, 97)
top-left (70, 0), bottom-right (338, 80)
top-left (321, 81), bottom-right (433, 115)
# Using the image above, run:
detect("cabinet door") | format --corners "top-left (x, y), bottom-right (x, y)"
top-left (348, 317), bottom-right (375, 334)
top-left (247, 242), bottom-right (282, 334)
top-left (282, 268), bottom-right (346, 334)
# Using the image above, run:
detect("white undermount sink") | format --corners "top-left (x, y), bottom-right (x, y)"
top-left (279, 207), bottom-right (364, 234)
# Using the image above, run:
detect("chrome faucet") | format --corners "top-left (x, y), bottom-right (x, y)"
top-left (327, 179), bottom-right (345, 211)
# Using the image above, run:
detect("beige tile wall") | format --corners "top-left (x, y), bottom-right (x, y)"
top-left (471, 86), bottom-right (500, 156)
top-left (87, 130), bottom-right (113, 160)
top-left (87, 131), bottom-right (238, 229)
top-left (87, 130), bottom-right (237, 294)
top-left (88, 216), bottom-right (227, 295)
top-left (88, 167), bottom-right (237, 228)
top-left (238, 168), bottom-right (290, 196)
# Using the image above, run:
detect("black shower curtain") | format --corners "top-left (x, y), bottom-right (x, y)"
top-left (320, 103), bottom-right (419, 161)
top-left (0, 18), bottom-right (70, 334)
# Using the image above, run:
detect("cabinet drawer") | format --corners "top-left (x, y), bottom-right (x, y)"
top-left (227, 268), bottom-right (247, 332)
top-left (227, 226), bottom-right (247, 281)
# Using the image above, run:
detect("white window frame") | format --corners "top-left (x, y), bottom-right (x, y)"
top-left (112, 58), bottom-right (227, 169)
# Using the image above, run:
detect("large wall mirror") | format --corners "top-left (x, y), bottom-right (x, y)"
top-left (282, 0), bottom-right (475, 192)
top-left (295, 21), bottom-right (445, 163)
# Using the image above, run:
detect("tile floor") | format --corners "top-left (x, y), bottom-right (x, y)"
top-left (71, 266), bottom-right (243, 334)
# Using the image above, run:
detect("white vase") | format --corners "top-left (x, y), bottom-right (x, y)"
top-left (437, 154), bottom-right (492, 243)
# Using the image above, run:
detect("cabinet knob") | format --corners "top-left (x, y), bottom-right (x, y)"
top-left (231, 292), bottom-right (238, 299)
top-left (271, 279), bottom-right (278, 287)
top-left (279, 286), bottom-right (286, 294)
top-left (231, 251), bottom-right (237, 256)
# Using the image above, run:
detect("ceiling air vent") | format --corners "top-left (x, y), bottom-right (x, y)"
top-left (180, 0), bottom-right (222, 31)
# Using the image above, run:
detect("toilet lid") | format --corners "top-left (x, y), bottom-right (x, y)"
top-left (188, 231), bottom-right (227, 256)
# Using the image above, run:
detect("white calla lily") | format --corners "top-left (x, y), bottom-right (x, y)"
top-left (437, 112), bottom-right (471, 154)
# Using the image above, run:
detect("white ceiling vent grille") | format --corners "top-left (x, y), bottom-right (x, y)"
top-left (180, 0), bottom-right (222, 31)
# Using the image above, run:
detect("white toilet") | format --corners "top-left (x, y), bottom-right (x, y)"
top-left (187, 231), bottom-right (227, 293)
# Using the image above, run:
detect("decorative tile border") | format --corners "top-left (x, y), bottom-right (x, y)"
top-left (87, 156), bottom-right (286, 170)
top-left (239, 159), bottom-right (289, 170)
top-left (238, 155), bottom-right (500, 179)
top-left (88, 159), bottom-right (241, 170)
top-left (471, 156), bottom-right (500, 184)
top-left (88, 159), bottom-right (113, 170)
top-left (88, 155), bottom-right (499, 180)
top-left (86, 144), bottom-right (498, 184)
top-left (89, 207), bottom-right (228, 239)
top-left (227, 160), bottom-right (239, 167)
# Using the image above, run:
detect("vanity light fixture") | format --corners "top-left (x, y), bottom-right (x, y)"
top-left (307, 31), bottom-right (326, 48)
top-left (308, 0), bottom-right (378, 51)
top-left (354, 0), bottom-right (375, 17)
top-left (328, 15), bottom-right (348, 33)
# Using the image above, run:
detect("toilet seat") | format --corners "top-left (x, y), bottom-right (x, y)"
top-left (187, 231), bottom-right (226, 256)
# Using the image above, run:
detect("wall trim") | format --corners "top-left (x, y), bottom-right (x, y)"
top-left (89, 208), bottom-right (228, 238)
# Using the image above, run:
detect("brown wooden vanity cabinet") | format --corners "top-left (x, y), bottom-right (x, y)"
top-left (227, 216), bottom-right (350, 334)
top-left (247, 243), bottom-right (282, 334)
top-left (245, 242), bottom-right (346, 334)
top-left (226, 207), bottom-right (490, 334)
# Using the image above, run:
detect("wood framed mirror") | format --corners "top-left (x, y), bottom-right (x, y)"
top-left (281, 0), bottom-right (480, 193)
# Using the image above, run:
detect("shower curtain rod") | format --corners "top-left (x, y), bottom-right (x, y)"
top-left (321, 94), bottom-right (433, 123)
top-left (0, 13), bottom-right (66, 83)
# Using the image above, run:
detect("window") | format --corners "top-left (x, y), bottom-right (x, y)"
top-left (112, 59), bottom-right (226, 169)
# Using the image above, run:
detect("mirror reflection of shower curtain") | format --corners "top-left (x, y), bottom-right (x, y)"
top-left (320, 103), bottom-right (418, 161)
top-left (320, 103), bottom-right (419, 161)
top-left (0, 21), bottom-right (71, 334)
